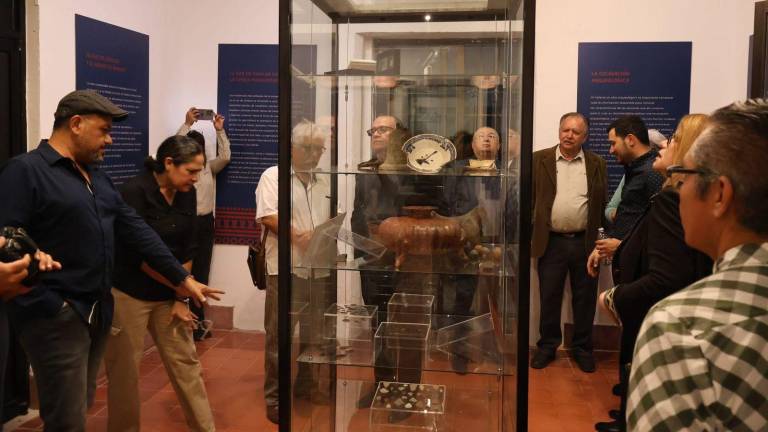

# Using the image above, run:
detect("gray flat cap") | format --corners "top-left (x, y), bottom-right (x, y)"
top-left (54, 89), bottom-right (128, 121)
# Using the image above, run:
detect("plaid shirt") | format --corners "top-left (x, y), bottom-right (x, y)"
top-left (627, 242), bottom-right (768, 431)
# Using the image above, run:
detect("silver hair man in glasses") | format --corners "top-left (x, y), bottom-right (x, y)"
top-left (627, 99), bottom-right (768, 431)
top-left (255, 119), bottom-right (333, 424)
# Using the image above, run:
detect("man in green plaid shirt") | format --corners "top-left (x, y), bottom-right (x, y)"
top-left (627, 99), bottom-right (768, 431)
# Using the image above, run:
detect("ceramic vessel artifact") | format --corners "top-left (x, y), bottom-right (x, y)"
top-left (377, 206), bottom-right (484, 269)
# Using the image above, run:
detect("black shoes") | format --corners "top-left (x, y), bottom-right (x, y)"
top-left (530, 349), bottom-right (556, 369)
top-left (193, 327), bottom-right (212, 341)
top-left (572, 349), bottom-right (596, 373)
top-left (193, 320), bottom-right (213, 341)
top-left (266, 405), bottom-right (279, 425)
top-left (595, 419), bottom-right (625, 432)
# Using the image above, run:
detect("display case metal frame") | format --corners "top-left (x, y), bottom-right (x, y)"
top-left (277, 0), bottom-right (536, 430)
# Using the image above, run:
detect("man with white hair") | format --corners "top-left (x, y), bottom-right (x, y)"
top-left (627, 99), bottom-right (768, 431)
top-left (255, 119), bottom-right (333, 424)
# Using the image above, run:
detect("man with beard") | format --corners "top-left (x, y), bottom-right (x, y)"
top-left (0, 90), bottom-right (220, 430)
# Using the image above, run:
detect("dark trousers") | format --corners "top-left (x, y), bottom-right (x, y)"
top-left (536, 233), bottom-right (597, 353)
top-left (190, 213), bottom-right (215, 321)
top-left (14, 303), bottom-right (108, 432)
top-left (436, 274), bottom-right (476, 327)
top-left (264, 275), bottom-right (334, 407)
top-left (360, 271), bottom-right (422, 385)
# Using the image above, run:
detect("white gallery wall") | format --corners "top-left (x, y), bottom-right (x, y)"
top-left (26, 0), bottom-right (759, 335)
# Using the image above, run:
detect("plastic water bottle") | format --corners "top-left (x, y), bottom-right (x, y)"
top-left (597, 227), bottom-right (612, 266)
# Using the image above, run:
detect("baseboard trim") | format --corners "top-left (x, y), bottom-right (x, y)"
top-left (562, 323), bottom-right (620, 351)
top-left (205, 304), bottom-right (234, 330)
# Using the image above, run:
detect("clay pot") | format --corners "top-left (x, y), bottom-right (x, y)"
top-left (378, 206), bottom-right (485, 269)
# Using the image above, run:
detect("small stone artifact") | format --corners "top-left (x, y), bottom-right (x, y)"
top-left (377, 206), bottom-right (484, 269)
top-left (372, 381), bottom-right (446, 413)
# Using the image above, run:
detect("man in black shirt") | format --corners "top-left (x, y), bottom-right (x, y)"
top-left (0, 90), bottom-right (221, 430)
top-left (588, 116), bottom-right (664, 267)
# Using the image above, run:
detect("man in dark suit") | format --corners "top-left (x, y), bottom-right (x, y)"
top-left (531, 112), bottom-right (607, 372)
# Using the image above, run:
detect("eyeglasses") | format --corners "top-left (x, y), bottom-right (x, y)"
top-left (666, 164), bottom-right (712, 189)
top-left (366, 126), bottom-right (394, 136)
top-left (665, 165), bottom-right (710, 178)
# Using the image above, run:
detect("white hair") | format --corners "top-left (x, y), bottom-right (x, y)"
top-left (647, 129), bottom-right (666, 147)
top-left (291, 119), bottom-right (326, 145)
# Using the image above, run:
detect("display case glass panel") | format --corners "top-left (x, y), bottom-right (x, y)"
top-left (280, 0), bottom-right (528, 430)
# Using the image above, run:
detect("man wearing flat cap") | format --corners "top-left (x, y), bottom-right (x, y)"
top-left (0, 89), bottom-right (223, 430)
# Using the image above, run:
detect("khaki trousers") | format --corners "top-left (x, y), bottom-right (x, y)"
top-left (104, 288), bottom-right (215, 432)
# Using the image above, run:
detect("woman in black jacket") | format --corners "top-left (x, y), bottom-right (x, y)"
top-left (590, 114), bottom-right (713, 432)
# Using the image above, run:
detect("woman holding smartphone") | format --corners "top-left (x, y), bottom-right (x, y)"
top-left (104, 135), bottom-right (217, 432)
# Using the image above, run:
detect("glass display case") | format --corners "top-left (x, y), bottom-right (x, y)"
top-left (276, 0), bottom-right (534, 430)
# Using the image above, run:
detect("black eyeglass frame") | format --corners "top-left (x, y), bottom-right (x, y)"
top-left (366, 126), bottom-right (394, 137)
top-left (665, 164), bottom-right (711, 178)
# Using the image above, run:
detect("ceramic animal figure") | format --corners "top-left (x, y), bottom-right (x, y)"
top-left (377, 206), bottom-right (484, 269)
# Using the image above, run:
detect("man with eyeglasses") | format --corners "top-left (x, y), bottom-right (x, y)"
top-left (351, 115), bottom-right (427, 420)
top-left (255, 119), bottom-right (333, 424)
top-left (626, 99), bottom-right (768, 431)
top-left (358, 115), bottom-right (398, 169)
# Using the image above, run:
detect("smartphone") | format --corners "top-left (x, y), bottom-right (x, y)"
top-left (197, 109), bottom-right (214, 121)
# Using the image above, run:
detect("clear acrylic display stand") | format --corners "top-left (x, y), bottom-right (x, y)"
top-left (324, 302), bottom-right (378, 347)
top-left (387, 293), bottom-right (434, 325)
top-left (374, 322), bottom-right (429, 366)
top-left (369, 381), bottom-right (446, 431)
top-left (434, 313), bottom-right (499, 364)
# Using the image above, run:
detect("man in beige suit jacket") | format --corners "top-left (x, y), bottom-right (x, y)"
top-left (531, 112), bottom-right (607, 372)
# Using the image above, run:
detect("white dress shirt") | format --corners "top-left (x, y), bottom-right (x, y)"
top-left (550, 146), bottom-right (589, 233)
top-left (254, 166), bottom-right (331, 278)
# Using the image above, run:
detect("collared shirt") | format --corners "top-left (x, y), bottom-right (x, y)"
top-left (610, 149), bottom-right (664, 239)
top-left (627, 242), bottom-right (768, 432)
top-left (550, 146), bottom-right (588, 233)
top-left (0, 140), bottom-right (189, 325)
top-left (254, 166), bottom-right (331, 278)
top-left (113, 171), bottom-right (198, 301)
top-left (176, 124), bottom-right (231, 215)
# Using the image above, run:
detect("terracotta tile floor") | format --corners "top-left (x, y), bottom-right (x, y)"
top-left (528, 350), bottom-right (621, 432)
top-left (10, 330), bottom-right (619, 431)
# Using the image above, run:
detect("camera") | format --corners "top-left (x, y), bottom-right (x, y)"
top-left (0, 227), bottom-right (40, 286)
top-left (196, 109), bottom-right (215, 121)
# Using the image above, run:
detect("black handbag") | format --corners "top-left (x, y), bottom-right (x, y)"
top-left (247, 228), bottom-right (268, 290)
